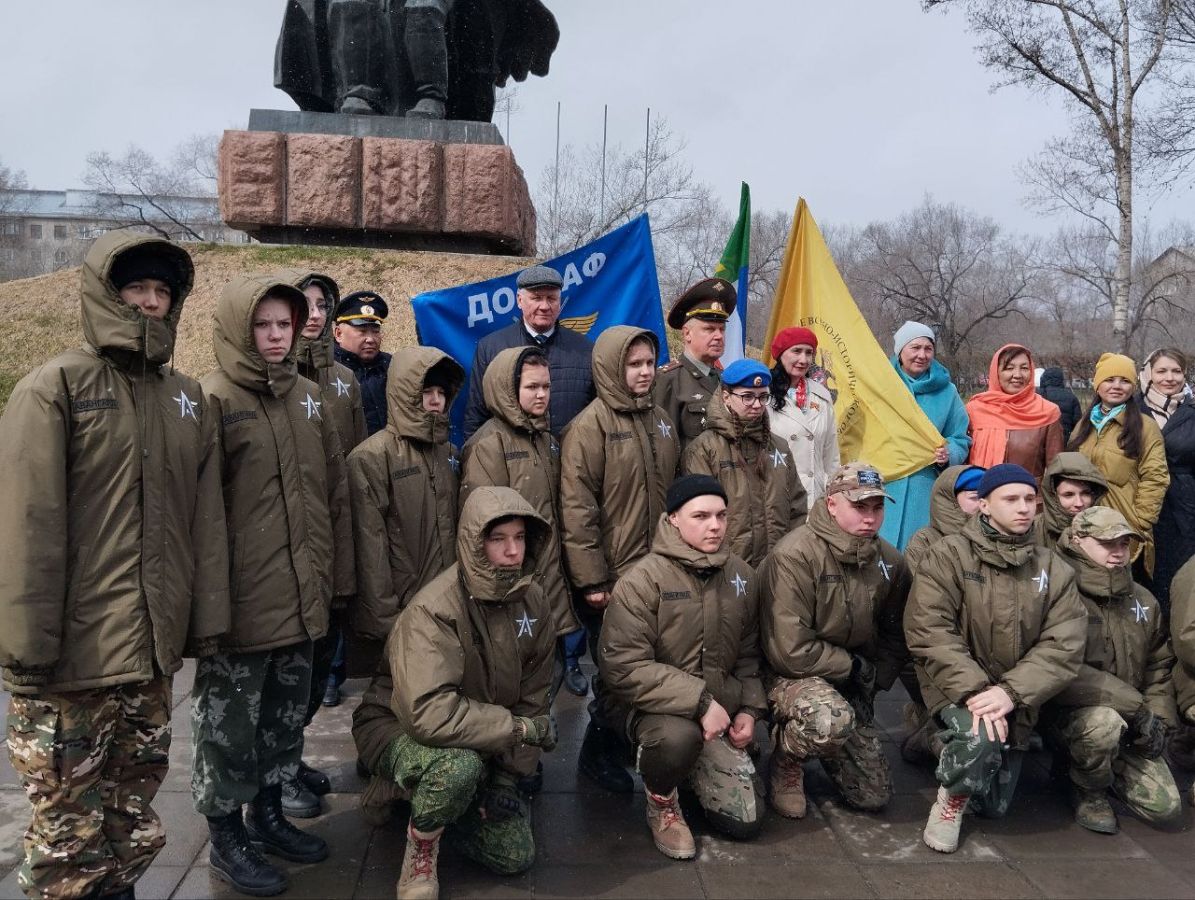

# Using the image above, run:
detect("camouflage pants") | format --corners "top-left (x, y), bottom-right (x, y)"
top-left (377, 735), bottom-right (535, 875)
top-left (190, 642), bottom-right (313, 816)
top-left (935, 705), bottom-right (1024, 818)
top-left (1046, 705), bottom-right (1182, 824)
top-left (632, 714), bottom-right (763, 839)
top-left (6, 676), bottom-right (172, 900)
top-left (768, 676), bottom-right (892, 811)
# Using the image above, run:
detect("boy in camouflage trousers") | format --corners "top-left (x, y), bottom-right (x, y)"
top-left (759, 463), bottom-right (911, 819)
top-left (1045, 507), bottom-right (1182, 833)
top-left (905, 465), bottom-right (1086, 853)
top-left (0, 233), bottom-right (229, 899)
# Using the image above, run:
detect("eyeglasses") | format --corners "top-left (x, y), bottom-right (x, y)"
top-left (728, 391), bottom-right (769, 407)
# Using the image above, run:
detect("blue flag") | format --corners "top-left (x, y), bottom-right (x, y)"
top-left (411, 214), bottom-right (668, 445)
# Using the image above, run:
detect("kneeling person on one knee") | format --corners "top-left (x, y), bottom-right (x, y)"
top-left (1044, 507), bottom-right (1182, 833)
top-left (600, 475), bottom-right (768, 860)
top-left (759, 463), bottom-right (911, 819)
top-left (905, 464), bottom-right (1086, 854)
top-left (381, 487), bottom-right (557, 899)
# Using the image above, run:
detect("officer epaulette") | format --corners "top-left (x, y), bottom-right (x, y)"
top-left (658, 360), bottom-right (681, 372)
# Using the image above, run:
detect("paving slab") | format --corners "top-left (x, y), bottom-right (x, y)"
top-left (859, 861), bottom-right (1042, 899)
top-left (1014, 857), bottom-right (1195, 900)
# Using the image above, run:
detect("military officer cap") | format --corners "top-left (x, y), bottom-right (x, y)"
top-left (667, 277), bottom-right (737, 329)
top-left (826, 462), bottom-right (892, 503)
top-left (1070, 507), bottom-right (1144, 542)
top-left (336, 290), bottom-right (389, 326)
top-left (721, 359), bottom-right (771, 389)
top-left (516, 265), bottom-right (563, 290)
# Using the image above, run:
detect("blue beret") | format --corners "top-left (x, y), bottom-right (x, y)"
top-left (721, 359), bottom-right (771, 389)
top-left (954, 466), bottom-right (986, 494)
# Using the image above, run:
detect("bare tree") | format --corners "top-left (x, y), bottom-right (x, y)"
top-left (924, 0), bottom-right (1179, 351)
top-left (83, 141), bottom-right (218, 241)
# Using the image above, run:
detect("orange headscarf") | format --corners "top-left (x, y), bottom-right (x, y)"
top-left (965, 344), bottom-right (1061, 468)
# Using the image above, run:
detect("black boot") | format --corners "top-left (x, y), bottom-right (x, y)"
top-left (207, 811), bottom-right (288, 897)
top-left (100, 887), bottom-right (135, 900)
top-left (280, 776), bottom-right (321, 818)
top-left (246, 785), bottom-right (329, 863)
top-left (297, 760), bottom-right (331, 796)
top-left (578, 722), bottom-right (633, 793)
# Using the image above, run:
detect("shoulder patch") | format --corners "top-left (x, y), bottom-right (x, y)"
top-left (222, 409), bottom-right (258, 427)
top-left (71, 398), bottom-right (119, 413)
top-left (658, 360), bottom-right (681, 372)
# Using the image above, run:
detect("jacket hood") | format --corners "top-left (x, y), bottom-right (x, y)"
top-left (80, 230), bottom-right (195, 367)
top-left (809, 499), bottom-right (879, 565)
top-left (651, 513), bottom-right (730, 571)
top-left (927, 465), bottom-right (977, 536)
top-left (276, 268), bottom-right (340, 374)
top-left (1042, 452), bottom-right (1109, 538)
top-left (457, 486), bottom-right (550, 603)
top-left (705, 389), bottom-right (769, 447)
top-left (592, 326), bottom-right (658, 413)
top-left (213, 274), bottom-right (307, 397)
top-left (1039, 367), bottom-right (1066, 389)
top-left (482, 346), bottom-right (550, 433)
top-left (963, 514), bottom-right (1036, 569)
top-left (385, 347), bottom-right (465, 443)
top-left (1056, 530), bottom-right (1135, 602)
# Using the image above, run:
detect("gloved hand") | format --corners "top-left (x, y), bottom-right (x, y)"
top-left (1128, 706), bottom-right (1171, 760)
top-left (847, 654), bottom-right (878, 725)
top-left (480, 769), bottom-right (525, 823)
top-left (514, 715), bottom-right (558, 751)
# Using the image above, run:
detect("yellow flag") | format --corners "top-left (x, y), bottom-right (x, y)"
top-left (764, 199), bottom-right (942, 481)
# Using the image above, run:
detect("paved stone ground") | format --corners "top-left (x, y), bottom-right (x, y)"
top-left (3, 663), bottom-right (1195, 899)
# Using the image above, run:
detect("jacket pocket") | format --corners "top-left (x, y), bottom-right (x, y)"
top-left (1098, 448), bottom-right (1135, 487)
top-left (65, 543), bottom-right (93, 624)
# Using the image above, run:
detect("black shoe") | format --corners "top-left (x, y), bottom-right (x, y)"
top-left (297, 761), bottom-right (331, 797)
top-left (517, 760), bottom-right (544, 796)
top-left (321, 681), bottom-right (341, 707)
top-left (246, 785), bottom-right (330, 863)
top-left (578, 723), bottom-right (634, 793)
top-left (100, 887), bottom-right (135, 900)
top-left (564, 665), bottom-right (589, 697)
top-left (207, 811), bottom-right (288, 897)
top-left (280, 777), bottom-right (321, 818)
top-left (356, 758), bottom-right (371, 780)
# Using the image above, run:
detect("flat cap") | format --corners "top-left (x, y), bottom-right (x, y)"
top-left (516, 265), bottom-right (563, 290)
top-left (667, 277), bottom-right (737, 329)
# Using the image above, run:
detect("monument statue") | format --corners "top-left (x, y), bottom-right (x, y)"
top-left (274, 0), bottom-right (559, 122)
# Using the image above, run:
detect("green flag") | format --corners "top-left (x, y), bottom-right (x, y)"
top-left (714, 182), bottom-right (750, 362)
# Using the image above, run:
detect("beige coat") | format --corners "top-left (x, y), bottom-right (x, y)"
top-left (770, 378), bottom-right (839, 502)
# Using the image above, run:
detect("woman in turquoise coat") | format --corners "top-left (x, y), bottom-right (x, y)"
top-left (878, 321), bottom-right (971, 549)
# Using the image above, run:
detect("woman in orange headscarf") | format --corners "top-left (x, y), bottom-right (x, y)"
top-left (965, 344), bottom-right (1064, 482)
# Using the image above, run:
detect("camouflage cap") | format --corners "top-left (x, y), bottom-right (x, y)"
top-left (826, 462), bottom-right (892, 502)
top-left (1070, 506), bottom-right (1144, 542)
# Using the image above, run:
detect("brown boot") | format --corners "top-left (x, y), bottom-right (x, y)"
top-left (1167, 722), bottom-right (1195, 771)
top-left (645, 789), bottom-right (696, 860)
top-left (769, 748), bottom-right (807, 819)
top-left (397, 823), bottom-right (441, 900)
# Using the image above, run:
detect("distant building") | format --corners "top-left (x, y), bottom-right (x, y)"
top-left (0, 188), bottom-right (251, 282)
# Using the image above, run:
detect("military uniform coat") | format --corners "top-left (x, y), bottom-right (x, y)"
top-left (904, 516), bottom-right (1087, 745)
top-left (0, 231), bottom-right (229, 693)
top-left (352, 488), bottom-right (556, 777)
top-left (1169, 557), bottom-right (1195, 717)
top-left (1034, 452), bottom-right (1108, 547)
top-left (759, 502), bottom-right (911, 691)
top-left (348, 348), bottom-right (463, 642)
top-left (560, 326), bottom-right (680, 592)
top-left (655, 352), bottom-right (719, 450)
top-left (461, 346), bottom-right (579, 636)
top-left (201, 275), bottom-right (351, 654)
top-left (904, 465), bottom-right (975, 574)
top-left (682, 391), bottom-right (807, 567)
top-left (599, 515), bottom-right (767, 722)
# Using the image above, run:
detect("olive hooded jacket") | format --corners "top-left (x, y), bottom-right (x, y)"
top-left (560, 326), bottom-right (680, 593)
top-left (201, 274), bottom-right (351, 653)
top-left (599, 514), bottom-right (766, 722)
top-left (904, 515), bottom-right (1087, 745)
top-left (348, 348), bottom-right (464, 643)
top-left (0, 231), bottom-right (229, 693)
top-left (461, 346), bottom-right (579, 636)
top-left (1035, 452), bottom-right (1109, 547)
top-left (352, 487), bottom-right (556, 777)
top-left (760, 501), bottom-right (911, 692)
top-left (1168, 556), bottom-right (1195, 717)
top-left (904, 465), bottom-right (975, 574)
top-left (1049, 533), bottom-right (1176, 725)
top-left (681, 391), bottom-right (808, 567)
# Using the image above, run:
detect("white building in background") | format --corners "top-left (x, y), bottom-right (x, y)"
top-left (0, 189), bottom-right (251, 281)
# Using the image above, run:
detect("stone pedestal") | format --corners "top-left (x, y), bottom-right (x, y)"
top-left (218, 109), bottom-right (536, 255)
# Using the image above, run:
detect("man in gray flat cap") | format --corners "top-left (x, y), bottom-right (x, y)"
top-left (464, 265), bottom-right (595, 442)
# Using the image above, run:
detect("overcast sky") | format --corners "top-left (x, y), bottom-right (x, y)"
top-left (2, 1), bottom-right (1189, 233)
